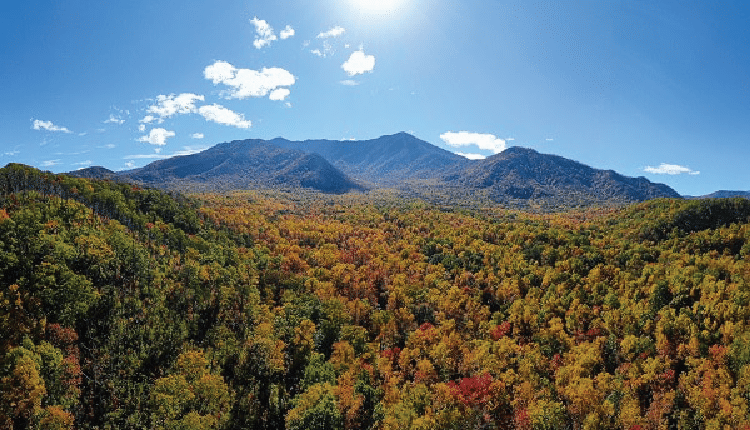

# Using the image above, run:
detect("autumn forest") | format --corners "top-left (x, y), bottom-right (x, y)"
top-left (3, 163), bottom-right (750, 429)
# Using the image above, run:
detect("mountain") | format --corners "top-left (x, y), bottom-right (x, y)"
top-left (122, 139), bottom-right (363, 193)
top-left (64, 133), bottom-right (681, 207)
top-left (443, 146), bottom-right (681, 205)
top-left (272, 132), bottom-right (470, 183)
top-left (685, 190), bottom-right (750, 199)
top-left (67, 166), bottom-right (118, 180)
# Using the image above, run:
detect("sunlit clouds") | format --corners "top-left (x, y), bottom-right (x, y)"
top-left (251, 17), bottom-right (294, 49)
top-left (317, 26), bottom-right (345, 39)
top-left (204, 61), bottom-right (295, 100)
top-left (147, 94), bottom-right (205, 121)
top-left (138, 128), bottom-right (175, 147)
top-left (198, 104), bottom-right (252, 129)
top-left (32, 119), bottom-right (72, 133)
top-left (456, 152), bottom-right (487, 160)
top-left (342, 48), bottom-right (375, 76)
top-left (644, 163), bottom-right (700, 175)
top-left (440, 131), bottom-right (506, 154)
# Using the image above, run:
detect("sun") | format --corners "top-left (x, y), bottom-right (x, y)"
top-left (349, 0), bottom-right (407, 14)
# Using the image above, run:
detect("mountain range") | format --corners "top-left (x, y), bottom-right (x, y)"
top-left (66, 132), bottom-right (709, 207)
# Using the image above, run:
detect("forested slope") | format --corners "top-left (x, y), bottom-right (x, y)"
top-left (2, 164), bottom-right (750, 429)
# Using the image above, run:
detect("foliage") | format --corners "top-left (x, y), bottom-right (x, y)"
top-left (2, 164), bottom-right (750, 428)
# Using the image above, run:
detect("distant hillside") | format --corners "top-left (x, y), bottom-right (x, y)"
top-left (443, 146), bottom-right (680, 205)
top-left (272, 132), bottom-right (470, 183)
top-left (68, 166), bottom-right (118, 180)
top-left (685, 190), bottom-right (750, 199)
top-left (122, 140), bottom-right (363, 193)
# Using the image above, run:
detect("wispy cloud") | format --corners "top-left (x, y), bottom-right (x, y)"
top-left (644, 163), bottom-right (700, 175)
top-left (173, 145), bottom-right (208, 156)
top-left (317, 26), bottom-right (345, 38)
top-left (140, 115), bottom-right (157, 125)
top-left (191, 133), bottom-right (204, 139)
top-left (97, 143), bottom-right (116, 149)
top-left (125, 153), bottom-right (170, 160)
top-left (198, 104), bottom-right (252, 129)
top-left (342, 48), bottom-right (375, 76)
top-left (3, 150), bottom-right (20, 156)
top-left (103, 114), bottom-right (125, 125)
top-left (204, 61), bottom-right (295, 100)
top-left (32, 119), bottom-right (72, 133)
top-left (125, 146), bottom-right (208, 160)
top-left (310, 41), bottom-right (334, 58)
top-left (137, 128), bottom-right (175, 147)
top-left (340, 79), bottom-right (359, 86)
top-left (456, 152), bottom-right (487, 160)
top-left (41, 159), bottom-right (61, 167)
top-left (74, 160), bottom-right (93, 166)
top-left (146, 93), bottom-right (204, 121)
top-left (440, 131), bottom-right (506, 154)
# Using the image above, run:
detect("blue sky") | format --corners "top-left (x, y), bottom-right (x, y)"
top-left (1, 0), bottom-right (748, 195)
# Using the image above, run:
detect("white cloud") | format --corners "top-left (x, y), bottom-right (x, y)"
top-left (138, 128), bottom-right (175, 146)
top-left (456, 152), bottom-right (487, 160)
top-left (317, 26), bottom-right (345, 38)
top-left (125, 146), bottom-right (208, 160)
top-left (269, 88), bottom-right (290, 101)
top-left (126, 153), bottom-right (170, 159)
top-left (124, 161), bottom-right (136, 169)
top-left (173, 146), bottom-right (209, 156)
top-left (644, 163), bottom-right (700, 175)
top-left (280, 25), bottom-right (295, 39)
top-left (97, 144), bottom-right (116, 149)
top-left (440, 131), bottom-right (506, 154)
top-left (139, 124), bottom-right (146, 132)
top-left (32, 119), bottom-right (72, 133)
top-left (198, 104), bottom-right (252, 129)
top-left (204, 61), bottom-right (295, 100)
top-left (104, 114), bottom-right (125, 125)
top-left (191, 133), bottom-right (204, 139)
top-left (251, 17), bottom-right (277, 49)
top-left (74, 160), bottom-right (93, 166)
top-left (342, 49), bottom-right (375, 76)
top-left (146, 93), bottom-right (204, 119)
top-left (4, 150), bottom-right (20, 156)
top-left (41, 159), bottom-right (61, 167)
top-left (140, 115), bottom-right (157, 124)
top-left (340, 79), bottom-right (359, 86)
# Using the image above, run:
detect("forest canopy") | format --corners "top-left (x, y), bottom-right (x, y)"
top-left (2, 164), bottom-right (750, 429)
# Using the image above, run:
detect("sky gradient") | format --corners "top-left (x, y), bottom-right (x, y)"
top-left (2, 0), bottom-right (749, 195)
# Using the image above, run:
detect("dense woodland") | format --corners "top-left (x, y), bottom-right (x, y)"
top-left (2, 163), bottom-right (750, 429)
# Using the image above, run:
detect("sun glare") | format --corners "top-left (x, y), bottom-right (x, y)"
top-left (350, 0), bottom-right (406, 15)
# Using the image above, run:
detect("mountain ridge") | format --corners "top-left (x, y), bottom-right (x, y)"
top-left (60, 132), bottom-right (689, 207)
